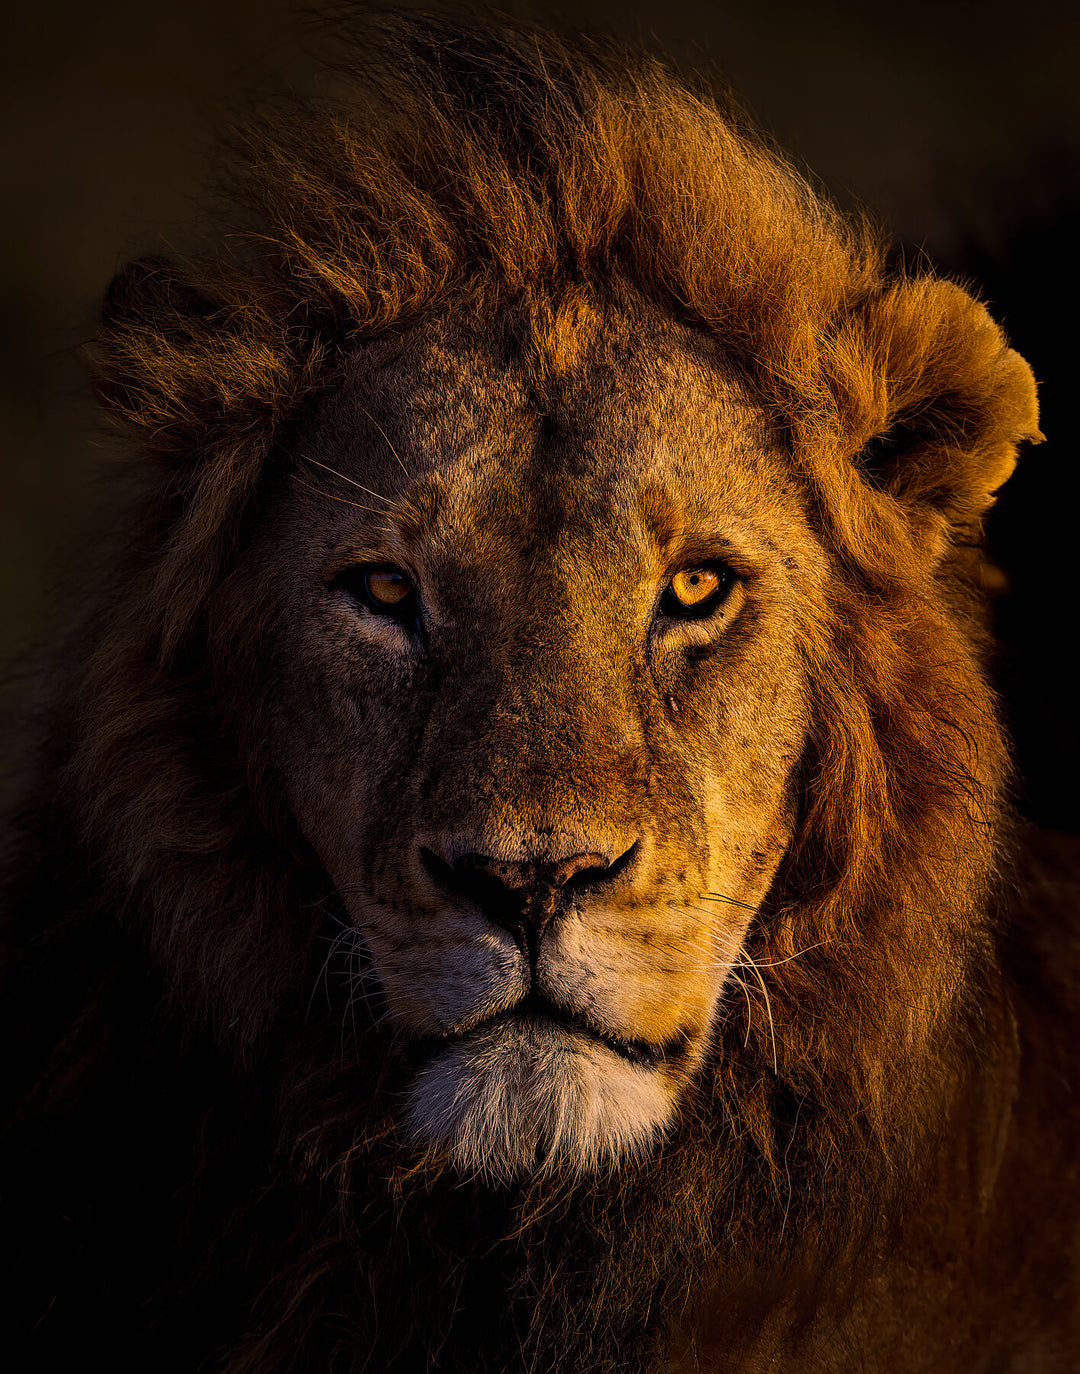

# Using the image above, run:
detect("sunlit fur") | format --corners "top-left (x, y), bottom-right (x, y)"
top-left (4, 13), bottom-right (1072, 1374)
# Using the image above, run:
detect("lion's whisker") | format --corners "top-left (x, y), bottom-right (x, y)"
top-left (700, 890), bottom-right (758, 911)
top-left (306, 921), bottom-right (361, 1021)
top-left (779, 1095), bottom-right (804, 1244)
top-left (293, 474), bottom-right (390, 517)
top-left (306, 456), bottom-right (396, 506)
top-left (359, 403), bottom-right (412, 479)
top-left (725, 968), bottom-right (756, 1050)
top-left (747, 943), bottom-right (830, 969)
top-left (303, 897), bottom-right (394, 1040)
top-left (738, 953), bottom-right (779, 1074)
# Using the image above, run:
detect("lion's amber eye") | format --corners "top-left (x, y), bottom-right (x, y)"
top-left (671, 569), bottom-right (719, 606)
top-left (364, 567), bottom-right (413, 607)
top-left (333, 563), bottom-right (419, 624)
top-left (659, 564), bottom-right (732, 620)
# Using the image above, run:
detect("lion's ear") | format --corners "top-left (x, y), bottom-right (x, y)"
top-left (89, 255), bottom-right (293, 461)
top-left (832, 279), bottom-right (1041, 553)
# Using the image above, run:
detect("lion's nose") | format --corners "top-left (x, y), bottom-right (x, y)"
top-left (419, 843), bottom-right (637, 957)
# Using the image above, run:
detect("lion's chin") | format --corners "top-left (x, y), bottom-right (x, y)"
top-left (402, 1014), bottom-right (676, 1182)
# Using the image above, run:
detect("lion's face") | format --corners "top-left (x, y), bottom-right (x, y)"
top-left (243, 299), bottom-right (824, 1179)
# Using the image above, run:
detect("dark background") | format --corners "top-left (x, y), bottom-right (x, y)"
top-left (3, 0), bottom-right (1078, 828)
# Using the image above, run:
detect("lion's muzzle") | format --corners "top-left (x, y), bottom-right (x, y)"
top-left (419, 839), bottom-right (640, 961)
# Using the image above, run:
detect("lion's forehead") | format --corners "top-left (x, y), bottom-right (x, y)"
top-left (310, 307), bottom-right (802, 587)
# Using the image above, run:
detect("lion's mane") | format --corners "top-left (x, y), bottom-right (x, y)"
top-left (2, 13), bottom-right (1041, 1373)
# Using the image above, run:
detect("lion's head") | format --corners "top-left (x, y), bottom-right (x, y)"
top-left (75, 14), bottom-right (1038, 1203)
top-left (230, 298), bottom-right (817, 1178)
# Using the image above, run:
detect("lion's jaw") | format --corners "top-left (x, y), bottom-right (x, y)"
top-left (405, 1014), bottom-right (680, 1181)
top-left (259, 303), bottom-right (816, 1181)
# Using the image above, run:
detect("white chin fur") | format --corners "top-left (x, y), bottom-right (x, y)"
top-left (403, 1015), bottom-right (674, 1182)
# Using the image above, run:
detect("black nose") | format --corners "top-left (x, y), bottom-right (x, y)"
top-left (420, 843), bottom-right (637, 958)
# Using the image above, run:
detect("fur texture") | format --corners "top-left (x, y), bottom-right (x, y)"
top-left (3, 12), bottom-right (1074, 1374)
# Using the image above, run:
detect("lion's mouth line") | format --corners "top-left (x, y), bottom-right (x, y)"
top-left (412, 993), bottom-right (683, 1069)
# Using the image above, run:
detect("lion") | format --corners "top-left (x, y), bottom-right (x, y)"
top-left (2, 11), bottom-right (1077, 1373)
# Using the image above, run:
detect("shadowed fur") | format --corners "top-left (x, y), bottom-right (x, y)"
top-left (2, 11), bottom-right (1075, 1374)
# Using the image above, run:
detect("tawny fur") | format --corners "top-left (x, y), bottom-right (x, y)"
top-left (2, 12), bottom-right (1075, 1374)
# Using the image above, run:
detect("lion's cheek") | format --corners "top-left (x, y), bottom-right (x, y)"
top-left (541, 912), bottom-right (726, 1052)
top-left (357, 915), bottom-right (528, 1037)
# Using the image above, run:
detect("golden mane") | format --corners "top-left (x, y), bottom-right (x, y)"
top-left (84, 0), bottom-right (1037, 1165)
top-left (3, 12), bottom-right (1050, 1373)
